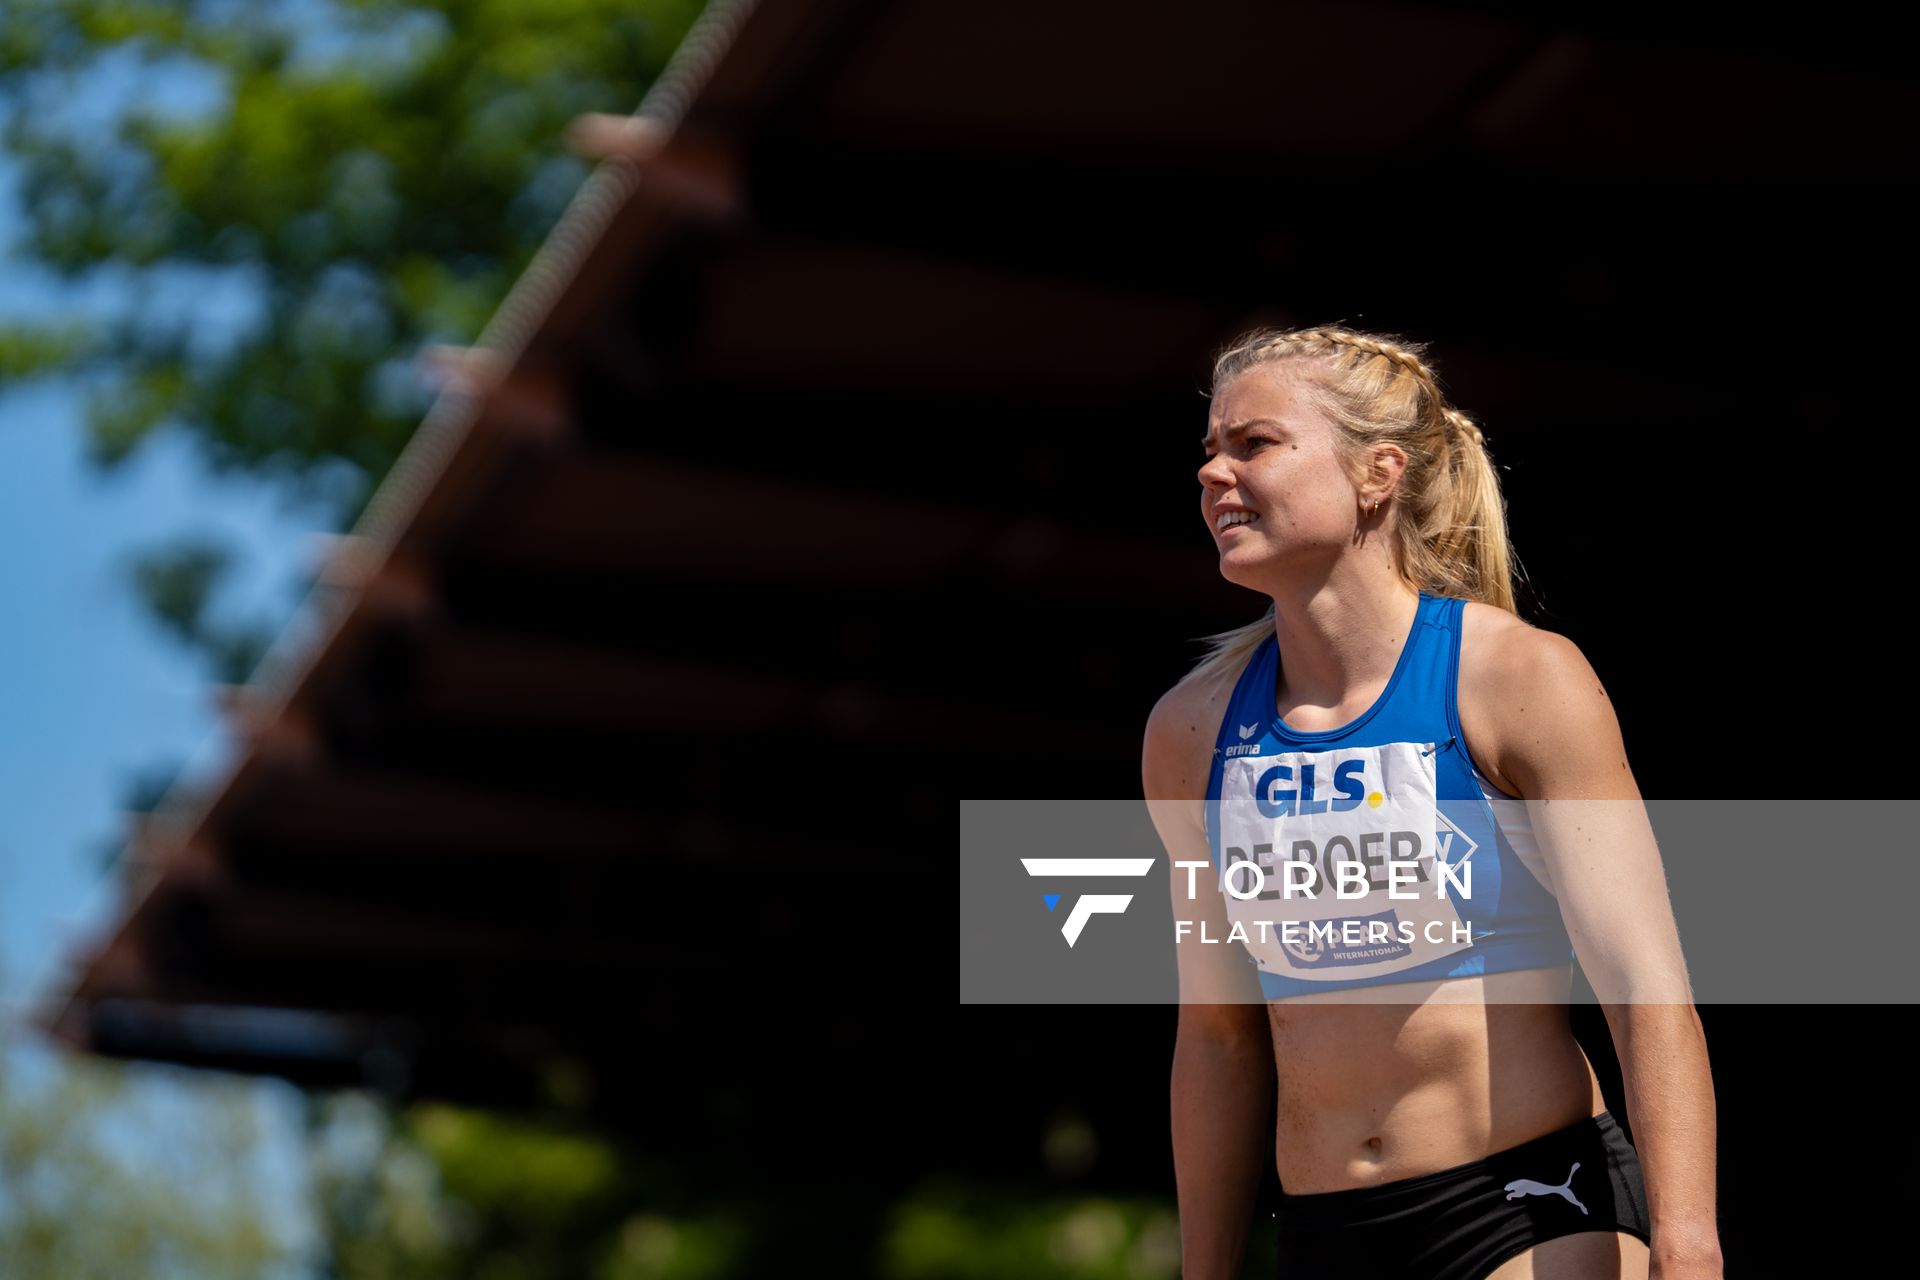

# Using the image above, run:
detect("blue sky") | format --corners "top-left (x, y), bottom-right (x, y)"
top-left (0, 380), bottom-right (323, 1017)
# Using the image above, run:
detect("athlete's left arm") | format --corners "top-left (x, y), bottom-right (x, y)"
top-left (1495, 628), bottom-right (1724, 1279)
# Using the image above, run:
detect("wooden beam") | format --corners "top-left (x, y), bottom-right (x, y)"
top-left (564, 115), bottom-right (743, 222)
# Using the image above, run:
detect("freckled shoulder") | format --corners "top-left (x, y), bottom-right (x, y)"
top-left (1143, 664), bottom-right (1243, 802)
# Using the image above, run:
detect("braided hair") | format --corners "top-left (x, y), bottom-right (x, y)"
top-left (1186, 323), bottom-right (1519, 692)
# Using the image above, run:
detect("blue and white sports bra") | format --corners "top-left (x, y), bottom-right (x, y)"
top-left (1201, 590), bottom-right (1577, 999)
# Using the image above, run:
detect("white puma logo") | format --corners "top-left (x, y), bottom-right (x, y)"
top-left (1238, 723), bottom-right (1259, 739)
top-left (1504, 1162), bottom-right (1587, 1214)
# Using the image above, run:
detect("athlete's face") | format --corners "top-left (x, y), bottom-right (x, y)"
top-left (1198, 364), bottom-right (1361, 587)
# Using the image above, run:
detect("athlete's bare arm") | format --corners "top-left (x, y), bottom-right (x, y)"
top-left (1460, 607), bottom-right (1723, 1273)
top-left (1457, 606), bottom-right (1692, 1006)
top-left (1145, 671), bottom-right (1273, 1280)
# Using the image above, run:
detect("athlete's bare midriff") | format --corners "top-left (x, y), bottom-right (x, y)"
top-left (1263, 964), bottom-right (1606, 1194)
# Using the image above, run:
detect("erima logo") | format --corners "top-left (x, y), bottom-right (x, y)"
top-left (1505, 1164), bottom-right (1587, 1213)
top-left (1021, 858), bottom-right (1155, 946)
top-left (1238, 723), bottom-right (1260, 740)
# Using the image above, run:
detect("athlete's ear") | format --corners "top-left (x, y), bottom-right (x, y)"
top-left (1358, 442), bottom-right (1409, 508)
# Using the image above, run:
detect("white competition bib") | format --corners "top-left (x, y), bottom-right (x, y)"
top-left (1216, 740), bottom-right (1476, 982)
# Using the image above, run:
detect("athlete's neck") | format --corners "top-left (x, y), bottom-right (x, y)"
top-left (1268, 580), bottom-right (1422, 720)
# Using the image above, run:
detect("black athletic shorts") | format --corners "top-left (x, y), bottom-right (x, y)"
top-left (1272, 1108), bottom-right (1653, 1280)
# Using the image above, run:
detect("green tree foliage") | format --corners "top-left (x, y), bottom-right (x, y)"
top-left (0, 0), bottom-right (707, 677)
top-left (4, 1017), bottom-right (1192, 1279)
top-left (879, 1181), bottom-right (1183, 1280)
top-left (303, 1085), bottom-right (1196, 1280)
top-left (0, 1021), bottom-right (299, 1277)
top-left (306, 1087), bottom-right (750, 1280)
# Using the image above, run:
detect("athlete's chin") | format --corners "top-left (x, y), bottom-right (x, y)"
top-left (1217, 564), bottom-right (1275, 594)
top-left (1216, 547), bottom-right (1276, 582)
top-left (1217, 554), bottom-right (1308, 597)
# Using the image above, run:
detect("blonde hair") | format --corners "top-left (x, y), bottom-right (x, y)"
top-left (1185, 323), bottom-right (1522, 693)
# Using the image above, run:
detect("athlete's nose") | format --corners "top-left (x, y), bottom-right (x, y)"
top-left (1198, 450), bottom-right (1235, 489)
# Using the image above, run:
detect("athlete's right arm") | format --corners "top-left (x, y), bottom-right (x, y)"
top-left (1143, 678), bottom-right (1274, 1280)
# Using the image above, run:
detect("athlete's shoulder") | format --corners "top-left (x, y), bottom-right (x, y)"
top-left (1458, 600), bottom-right (1602, 696)
top-left (1142, 665), bottom-right (1238, 800)
top-left (1457, 601), bottom-right (1621, 796)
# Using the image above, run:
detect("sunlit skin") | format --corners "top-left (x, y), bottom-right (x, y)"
top-left (1156, 359), bottom-right (1679, 1279)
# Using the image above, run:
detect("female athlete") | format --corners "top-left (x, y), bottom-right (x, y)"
top-left (1140, 325), bottom-right (1721, 1279)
